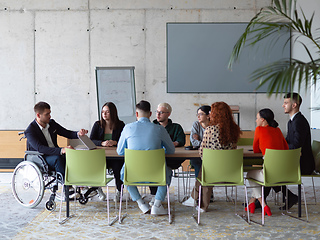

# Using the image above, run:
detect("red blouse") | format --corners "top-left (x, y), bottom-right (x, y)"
top-left (253, 125), bottom-right (289, 155)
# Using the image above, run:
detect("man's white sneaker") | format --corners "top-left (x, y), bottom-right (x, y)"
top-left (151, 204), bottom-right (167, 215)
top-left (87, 189), bottom-right (98, 198)
top-left (138, 202), bottom-right (151, 214)
top-left (97, 187), bottom-right (107, 201)
top-left (196, 206), bottom-right (206, 213)
top-left (182, 197), bottom-right (196, 207)
top-left (149, 196), bottom-right (155, 206)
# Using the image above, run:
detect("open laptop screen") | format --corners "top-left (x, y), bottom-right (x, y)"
top-left (76, 135), bottom-right (97, 150)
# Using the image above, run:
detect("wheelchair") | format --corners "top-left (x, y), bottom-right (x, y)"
top-left (11, 132), bottom-right (64, 211)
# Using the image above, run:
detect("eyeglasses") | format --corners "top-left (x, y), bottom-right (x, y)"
top-left (196, 113), bottom-right (207, 117)
top-left (155, 111), bottom-right (169, 115)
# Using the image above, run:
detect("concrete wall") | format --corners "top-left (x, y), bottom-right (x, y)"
top-left (0, 0), bottom-right (316, 137)
top-left (295, 0), bottom-right (320, 141)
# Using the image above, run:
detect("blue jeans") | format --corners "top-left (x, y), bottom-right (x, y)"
top-left (45, 155), bottom-right (66, 178)
top-left (190, 158), bottom-right (202, 178)
top-left (120, 165), bottom-right (172, 201)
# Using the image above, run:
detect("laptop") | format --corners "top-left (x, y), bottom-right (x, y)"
top-left (70, 135), bottom-right (97, 150)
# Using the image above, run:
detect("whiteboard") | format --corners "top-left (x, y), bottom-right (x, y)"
top-left (95, 67), bottom-right (136, 124)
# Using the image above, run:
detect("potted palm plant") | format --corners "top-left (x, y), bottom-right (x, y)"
top-left (228, 0), bottom-right (320, 97)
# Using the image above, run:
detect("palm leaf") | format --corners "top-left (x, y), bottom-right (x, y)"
top-left (228, 0), bottom-right (320, 96)
top-left (250, 58), bottom-right (320, 96)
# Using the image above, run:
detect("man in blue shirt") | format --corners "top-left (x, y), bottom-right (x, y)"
top-left (117, 100), bottom-right (175, 215)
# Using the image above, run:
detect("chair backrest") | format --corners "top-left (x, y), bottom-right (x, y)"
top-left (65, 149), bottom-right (106, 186)
top-left (237, 138), bottom-right (254, 146)
top-left (312, 140), bottom-right (320, 172)
top-left (124, 148), bottom-right (166, 186)
top-left (201, 148), bottom-right (244, 186)
top-left (263, 148), bottom-right (301, 186)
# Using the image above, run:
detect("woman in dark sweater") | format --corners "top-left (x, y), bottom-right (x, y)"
top-left (90, 102), bottom-right (125, 201)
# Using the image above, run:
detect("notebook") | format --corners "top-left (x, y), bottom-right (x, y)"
top-left (71, 135), bottom-right (97, 150)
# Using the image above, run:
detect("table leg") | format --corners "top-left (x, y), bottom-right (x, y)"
top-left (66, 185), bottom-right (69, 218)
top-left (298, 184), bottom-right (301, 218)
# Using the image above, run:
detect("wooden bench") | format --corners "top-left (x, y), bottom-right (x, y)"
top-left (0, 130), bottom-right (68, 170)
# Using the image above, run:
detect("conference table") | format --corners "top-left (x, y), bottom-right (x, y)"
top-left (103, 145), bottom-right (263, 169)
top-left (63, 146), bottom-right (302, 220)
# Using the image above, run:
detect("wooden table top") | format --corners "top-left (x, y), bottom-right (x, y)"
top-left (100, 145), bottom-right (262, 159)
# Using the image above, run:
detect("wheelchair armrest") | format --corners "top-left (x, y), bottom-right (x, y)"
top-left (25, 151), bottom-right (44, 156)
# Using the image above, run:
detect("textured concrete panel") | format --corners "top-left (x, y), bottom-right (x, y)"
top-left (0, 11), bottom-right (34, 130)
top-left (0, 0), bottom-right (88, 11)
top-left (89, 9), bottom-right (146, 125)
top-left (35, 11), bottom-right (90, 131)
top-left (201, 9), bottom-right (257, 22)
top-left (90, 0), bottom-right (256, 10)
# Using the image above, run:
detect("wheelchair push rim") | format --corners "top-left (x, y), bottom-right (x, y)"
top-left (12, 161), bottom-right (45, 208)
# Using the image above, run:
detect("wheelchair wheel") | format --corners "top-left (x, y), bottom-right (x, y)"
top-left (12, 161), bottom-right (45, 208)
top-left (79, 195), bottom-right (88, 205)
top-left (45, 200), bottom-right (56, 211)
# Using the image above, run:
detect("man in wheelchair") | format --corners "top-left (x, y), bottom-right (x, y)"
top-left (25, 101), bottom-right (88, 199)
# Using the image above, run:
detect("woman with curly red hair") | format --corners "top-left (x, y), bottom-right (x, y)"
top-left (182, 102), bottom-right (241, 212)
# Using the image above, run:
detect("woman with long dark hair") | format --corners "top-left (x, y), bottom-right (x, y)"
top-left (245, 108), bottom-right (288, 216)
top-left (183, 102), bottom-right (241, 212)
top-left (90, 102), bottom-right (125, 201)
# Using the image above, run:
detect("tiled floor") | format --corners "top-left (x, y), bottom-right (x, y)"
top-left (1, 172), bottom-right (320, 239)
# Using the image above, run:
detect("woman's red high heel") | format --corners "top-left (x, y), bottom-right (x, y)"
top-left (264, 205), bottom-right (272, 216)
top-left (245, 202), bottom-right (256, 214)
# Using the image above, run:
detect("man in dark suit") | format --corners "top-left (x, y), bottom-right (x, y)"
top-left (25, 101), bottom-right (88, 182)
top-left (279, 92), bottom-right (315, 209)
top-left (260, 93), bottom-right (315, 210)
top-left (283, 93), bottom-right (315, 174)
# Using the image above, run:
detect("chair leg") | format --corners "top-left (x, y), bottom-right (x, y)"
top-left (58, 185), bottom-right (75, 224)
top-left (262, 186), bottom-right (265, 226)
top-left (107, 185), bottom-right (110, 224)
top-left (245, 185), bottom-right (250, 223)
top-left (58, 184), bottom-right (65, 223)
top-left (301, 184), bottom-right (309, 221)
top-left (167, 185), bottom-right (172, 224)
top-left (187, 166), bottom-right (191, 197)
top-left (234, 187), bottom-right (237, 212)
top-left (311, 177), bottom-right (316, 204)
top-left (107, 185), bottom-right (119, 226)
top-left (192, 185), bottom-right (202, 225)
top-left (119, 184), bottom-right (124, 223)
top-left (176, 169), bottom-right (180, 202)
top-left (198, 185), bottom-right (201, 224)
top-left (281, 184), bottom-right (309, 222)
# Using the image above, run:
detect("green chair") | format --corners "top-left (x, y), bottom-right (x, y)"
top-left (302, 140), bottom-right (320, 204)
top-left (59, 149), bottom-right (115, 225)
top-left (247, 148), bottom-right (308, 225)
top-left (119, 148), bottom-right (172, 223)
top-left (195, 148), bottom-right (250, 225)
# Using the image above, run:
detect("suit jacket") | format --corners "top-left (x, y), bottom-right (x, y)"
top-left (89, 120), bottom-right (125, 146)
top-left (25, 119), bottom-right (78, 156)
top-left (286, 112), bottom-right (315, 174)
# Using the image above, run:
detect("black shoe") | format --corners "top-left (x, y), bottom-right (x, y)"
top-left (279, 194), bottom-right (298, 210)
top-left (210, 193), bottom-right (214, 203)
top-left (254, 199), bottom-right (262, 209)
